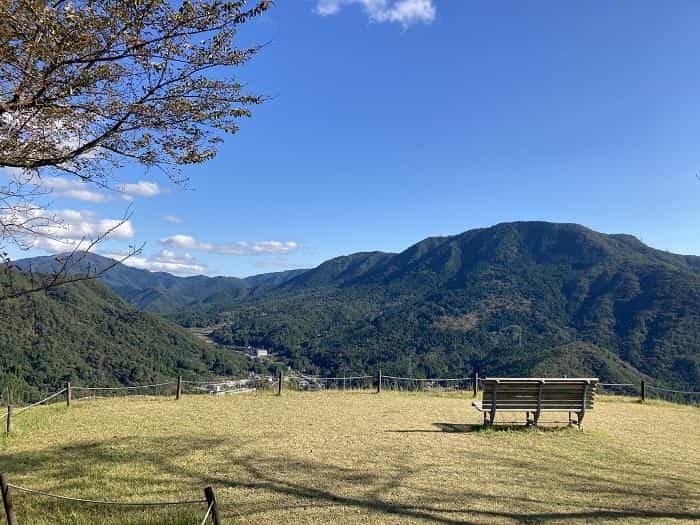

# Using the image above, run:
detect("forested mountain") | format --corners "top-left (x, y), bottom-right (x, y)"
top-left (11, 222), bottom-right (700, 390)
top-left (202, 222), bottom-right (700, 389)
top-left (12, 253), bottom-right (306, 313)
top-left (0, 270), bottom-right (255, 398)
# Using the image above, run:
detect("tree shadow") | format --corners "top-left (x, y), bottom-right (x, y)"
top-left (2, 433), bottom-right (698, 524)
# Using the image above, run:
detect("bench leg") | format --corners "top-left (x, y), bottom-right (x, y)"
top-left (568, 411), bottom-right (574, 427)
top-left (483, 412), bottom-right (489, 426)
top-left (576, 412), bottom-right (585, 431)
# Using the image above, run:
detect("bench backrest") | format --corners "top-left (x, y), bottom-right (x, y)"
top-left (480, 378), bottom-right (598, 411)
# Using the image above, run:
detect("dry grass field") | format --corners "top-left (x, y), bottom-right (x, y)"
top-left (0, 391), bottom-right (698, 524)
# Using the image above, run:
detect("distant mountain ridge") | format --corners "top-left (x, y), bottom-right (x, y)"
top-left (12, 253), bottom-right (307, 313)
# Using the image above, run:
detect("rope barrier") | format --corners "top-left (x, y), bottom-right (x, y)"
top-left (200, 501), bottom-right (214, 525)
top-left (646, 385), bottom-right (700, 395)
top-left (72, 382), bottom-right (175, 391)
top-left (382, 375), bottom-right (472, 382)
top-left (289, 375), bottom-right (372, 381)
top-left (7, 483), bottom-right (207, 507)
top-left (10, 389), bottom-right (68, 416)
top-left (599, 383), bottom-right (635, 387)
top-left (190, 386), bottom-right (256, 395)
top-left (181, 379), bottom-right (248, 385)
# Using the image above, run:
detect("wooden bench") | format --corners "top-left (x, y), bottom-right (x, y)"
top-left (472, 378), bottom-right (598, 430)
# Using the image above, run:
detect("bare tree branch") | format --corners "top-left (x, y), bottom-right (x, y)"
top-left (0, 0), bottom-right (271, 298)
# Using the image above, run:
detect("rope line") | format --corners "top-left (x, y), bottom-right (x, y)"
top-left (382, 375), bottom-right (473, 382)
top-left (7, 483), bottom-right (207, 506)
top-left (11, 389), bottom-right (68, 416)
top-left (646, 385), bottom-right (700, 395)
top-left (190, 386), bottom-right (256, 395)
top-left (288, 376), bottom-right (372, 381)
top-left (200, 501), bottom-right (214, 525)
top-left (599, 383), bottom-right (635, 387)
top-left (72, 383), bottom-right (175, 391)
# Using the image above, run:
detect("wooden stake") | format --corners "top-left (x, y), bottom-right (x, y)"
top-left (640, 379), bottom-right (646, 403)
top-left (376, 369), bottom-right (382, 394)
top-left (277, 371), bottom-right (283, 396)
top-left (66, 383), bottom-right (71, 408)
top-left (473, 372), bottom-right (479, 397)
top-left (0, 473), bottom-right (17, 525)
top-left (176, 375), bottom-right (182, 401)
top-left (5, 406), bottom-right (11, 435)
top-left (204, 486), bottom-right (220, 525)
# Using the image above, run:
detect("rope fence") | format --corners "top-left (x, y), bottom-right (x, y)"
top-left (645, 384), bottom-right (700, 405)
top-left (0, 473), bottom-right (221, 525)
top-left (6, 483), bottom-right (206, 507)
top-left (2, 373), bottom-right (698, 432)
top-left (381, 375), bottom-right (474, 392)
top-left (285, 374), bottom-right (374, 392)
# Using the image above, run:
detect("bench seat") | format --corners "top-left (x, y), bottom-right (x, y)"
top-left (473, 378), bottom-right (598, 430)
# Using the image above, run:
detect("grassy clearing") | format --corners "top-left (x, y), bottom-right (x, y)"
top-left (0, 392), bottom-right (698, 524)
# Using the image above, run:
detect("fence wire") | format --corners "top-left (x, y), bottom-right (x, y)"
top-left (597, 383), bottom-right (638, 397)
top-left (285, 374), bottom-right (373, 392)
top-left (382, 375), bottom-right (474, 392)
top-left (646, 384), bottom-right (700, 405)
top-left (7, 483), bottom-right (207, 507)
top-left (3, 375), bottom-right (699, 410)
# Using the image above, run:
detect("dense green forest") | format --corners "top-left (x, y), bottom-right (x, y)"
top-left (12, 222), bottom-right (700, 390)
top-left (0, 271), bottom-right (258, 400)
top-left (200, 222), bottom-right (700, 388)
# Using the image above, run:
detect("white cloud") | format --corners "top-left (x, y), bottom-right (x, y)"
top-left (160, 234), bottom-right (300, 256)
top-left (118, 181), bottom-right (161, 200)
top-left (315, 0), bottom-right (436, 26)
top-left (1, 170), bottom-right (162, 203)
top-left (0, 170), bottom-right (107, 203)
top-left (59, 189), bottom-right (107, 203)
top-left (2, 207), bottom-right (135, 252)
top-left (162, 215), bottom-right (184, 224)
top-left (159, 234), bottom-right (210, 251)
top-left (104, 249), bottom-right (206, 276)
top-left (41, 177), bottom-right (107, 203)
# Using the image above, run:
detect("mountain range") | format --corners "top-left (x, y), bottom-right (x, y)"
top-left (10, 221), bottom-right (700, 390)
top-left (12, 254), bottom-right (306, 313)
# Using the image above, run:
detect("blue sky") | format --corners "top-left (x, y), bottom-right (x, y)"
top-left (6, 0), bottom-right (700, 276)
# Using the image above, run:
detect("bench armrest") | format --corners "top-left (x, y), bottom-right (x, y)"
top-left (472, 401), bottom-right (484, 411)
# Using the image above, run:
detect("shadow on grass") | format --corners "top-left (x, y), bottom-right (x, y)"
top-left (2, 432), bottom-right (698, 524)
top-left (386, 422), bottom-right (579, 433)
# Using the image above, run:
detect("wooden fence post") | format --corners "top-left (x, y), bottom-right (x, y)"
top-left (66, 382), bottom-right (71, 408)
top-left (277, 371), bottom-right (283, 396)
top-left (176, 375), bottom-right (182, 401)
top-left (376, 369), bottom-right (382, 394)
top-left (5, 406), bottom-right (11, 435)
top-left (1, 473), bottom-right (18, 525)
top-left (473, 372), bottom-right (479, 397)
top-left (640, 380), bottom-right (646, 403)
top-left (204, 486), bottom-right (221, 525)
